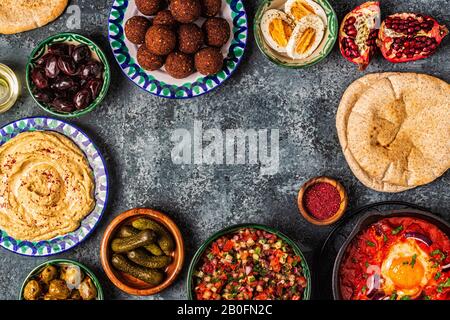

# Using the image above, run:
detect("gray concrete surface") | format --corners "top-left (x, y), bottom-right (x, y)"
top-left (0, 0), bottom-right (448, 300)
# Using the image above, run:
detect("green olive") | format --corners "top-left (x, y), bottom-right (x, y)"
top-left (47, 279), bottom-right (70, 300)
top-left (23, 280), bottom-right (42, 300)
top-left (39, 265), bottom-right (58, 284)
top-left (78, 277), bottom-right (97, 300)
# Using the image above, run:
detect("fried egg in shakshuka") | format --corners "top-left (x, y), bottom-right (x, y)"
top-left (380, 239), bottom-right (435, 298)
top-left (339, 217), bottom-right (450, 300)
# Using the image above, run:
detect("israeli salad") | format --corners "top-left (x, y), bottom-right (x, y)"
top-left (193, 228), bottom-right (308, 300)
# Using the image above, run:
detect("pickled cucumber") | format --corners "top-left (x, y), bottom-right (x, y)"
top-left (131, 218), bottom-right (175, 255)
top-left (111, 254), bottom-right (164, 286)
top-left (127, 248), bottom-right (172, 269)
top-left (116, 225), bottom-right (164, 256)
top-left (111, 229), bottom-right (156, 253)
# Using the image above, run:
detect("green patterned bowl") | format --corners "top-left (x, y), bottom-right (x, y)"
top-left (187, 223), bottom-right (312, 300)
top-left (26, 33), bottom-right (110, 118)
top-left (254, 0), bottom-right (338, 68)
top-left (19, 259), bottom-right (104, 300)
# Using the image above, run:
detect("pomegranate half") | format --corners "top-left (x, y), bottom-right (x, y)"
top-left (378, 13), bottom-right (448, 63)
top-left (339, 1), bottom-right (380, 70)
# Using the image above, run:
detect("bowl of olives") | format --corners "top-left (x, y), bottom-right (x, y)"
top-left (26, 33), bottom-right (110, 118)
top-left (19, 259), bottom-right (104, 300)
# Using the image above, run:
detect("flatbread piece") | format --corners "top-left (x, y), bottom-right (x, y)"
top-left (0, 0), bottom-right (68, 34)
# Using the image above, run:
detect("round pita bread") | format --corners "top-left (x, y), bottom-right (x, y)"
top-left (336, 73), bottom-right (450, 192)
top-left (0, 0), bottom-right (68, 34)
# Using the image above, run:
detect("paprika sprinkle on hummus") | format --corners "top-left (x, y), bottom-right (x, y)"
top-left (303, 182), bottom-right (340, 220)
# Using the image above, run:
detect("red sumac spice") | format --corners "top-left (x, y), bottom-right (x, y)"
top-left (303, 182), bottom-right (341, 220)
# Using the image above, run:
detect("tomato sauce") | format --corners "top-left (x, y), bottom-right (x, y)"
top-left (339, 217), bottom-right (450, 300)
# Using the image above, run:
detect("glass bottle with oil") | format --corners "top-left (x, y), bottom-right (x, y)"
top-left (0, 63), bottom-right (19, 113)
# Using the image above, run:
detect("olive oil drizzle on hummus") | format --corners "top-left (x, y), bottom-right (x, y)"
top-left (0, 131), bottom-right (95, 241)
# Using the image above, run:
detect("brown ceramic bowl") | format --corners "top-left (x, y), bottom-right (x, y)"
top-left (100, 208), bottom-right (184, 296)
top-left (297, 176), bottom-right (348, 226)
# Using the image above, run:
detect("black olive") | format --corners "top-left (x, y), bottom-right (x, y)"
top-left (73, 89), bottom-right (92, 110)
top-left (72, 44), bottom-right (91, 63)
top-left (48, 43), bottom-right (70, 56)
top-left (52, 98), bottom-right (75, 112)
top-left (45, 55), bottom-right (60, 79)
top-left (79, 61), bottom-right (103, 79)
top-left (36, 53), bottom-right (54, 66)
top-left (58, 56), bottom-right (78, 76)
top-left (51, 76), bottom-right (77, 91)
top-left (31, 68), bottom-right (49, 89)
top-left (33, 90), bottom-right (53, 103)
top-left (85, 78), bottom-right (103, 98)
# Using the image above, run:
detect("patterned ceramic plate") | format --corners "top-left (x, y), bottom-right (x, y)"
top-left (254, 0), bottom-right (338, 68)
top-left (108, 0), bottom-right (248, 99)
top-left (0, 117), bottom-right (109, 256)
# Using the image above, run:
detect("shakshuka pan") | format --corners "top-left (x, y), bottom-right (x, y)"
top-left (339, 217), bottom-right (450, 300)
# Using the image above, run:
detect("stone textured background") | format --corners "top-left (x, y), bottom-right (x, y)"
top-left (0, 0), bottom-right (448, 300)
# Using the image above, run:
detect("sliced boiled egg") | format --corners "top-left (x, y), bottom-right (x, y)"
top-left (286, 14), bottom-right (324, 59)
top-left (285, 0), bottom-right (326, 23)
top-left (380, 239), bottom-right (436, 299)
top-left (261, 9), bottom-right (295, 53)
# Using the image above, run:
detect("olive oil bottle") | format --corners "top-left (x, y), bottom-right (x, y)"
top-left (0, 63), bottom-right (19, 113)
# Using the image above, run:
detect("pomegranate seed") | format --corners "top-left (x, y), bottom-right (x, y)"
top-left (396, 52), bottom-right (403, 58)
top-left (347, 16), bottom-right (356, 24)
top-left (347, 29), bottom-right (357, 37)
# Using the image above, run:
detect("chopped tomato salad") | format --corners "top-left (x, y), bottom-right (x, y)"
top-left (193, 228), bottom-right (308, 300)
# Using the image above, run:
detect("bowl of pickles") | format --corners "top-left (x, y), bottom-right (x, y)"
top-left (100, 208), bottom-right (184, 296)
top-left (19, 259), bottom-right (103, 300)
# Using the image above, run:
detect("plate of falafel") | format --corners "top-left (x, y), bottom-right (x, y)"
top-left (108, 0), bottom-right (248, 99)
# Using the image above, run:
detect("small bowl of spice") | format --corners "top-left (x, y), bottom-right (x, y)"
top-left (297, 176), bottom-right (348, 226)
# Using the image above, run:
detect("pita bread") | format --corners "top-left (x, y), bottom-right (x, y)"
top-left (336, 73), bottom-right (450, 192)
top-left (0, 0), bottom-right (68, 34)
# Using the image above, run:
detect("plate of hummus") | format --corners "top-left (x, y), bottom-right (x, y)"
top-left (0, 117), bottom-right (108, 256)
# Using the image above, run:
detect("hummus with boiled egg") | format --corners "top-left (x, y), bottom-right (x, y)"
top-left (0, 131), bottom-right (95, 241)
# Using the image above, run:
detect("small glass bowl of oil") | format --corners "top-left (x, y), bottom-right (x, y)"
top-left (0, 63), bottom-right (19, 113)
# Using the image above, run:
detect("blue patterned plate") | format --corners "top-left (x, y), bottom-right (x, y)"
top-left (0, 117), bottom-right (109, 256)
top-left (108, 0), bottom-right (248, 99)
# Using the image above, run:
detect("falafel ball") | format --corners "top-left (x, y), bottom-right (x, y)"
top-left (178, 23), bottom-right (204, 54)
top-left (125, 16), bottom-right (151, 44)
top-left (194, 47), bottom-right (223, 75)
top-left (136, 0), bottom-right (161, 15)
top-left (202, 17), bottom-right (230, 47)
top-left (164, 52), bottom-right (195, 79)
top-left (153, 10), bottom-right (178, 29)
top-left (169, 0), bottom-right (201, 23)
top-left (200, 0), bottom-right (221, 17)
top-left (137, 46), bottom-right (165, 71)
top-left (145, 25), bottom-right (177, 56)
